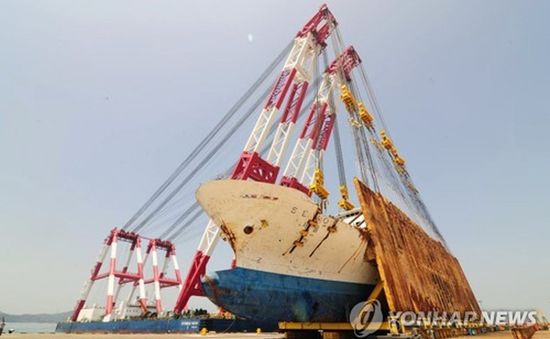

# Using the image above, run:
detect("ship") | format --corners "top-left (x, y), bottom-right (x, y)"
top-left (192, 11), bottom-right (446, 323)
top-left (198, 179), bottom-right (379, 322)
top-left (60, 4), bottom-right (468, 335)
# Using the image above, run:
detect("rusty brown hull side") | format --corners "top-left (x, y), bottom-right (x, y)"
top-left (354, 178), bottom-right (481, 316)
top-left (512, 325), bottom-right (539, 339)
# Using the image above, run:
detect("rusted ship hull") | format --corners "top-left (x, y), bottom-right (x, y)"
top-left (354, 178), bottom-right (481, 316)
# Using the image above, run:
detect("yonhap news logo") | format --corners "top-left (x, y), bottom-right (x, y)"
top-left (349, 299), bottom-right (384, 337)
top-left (349, 301), bottom-right (539, 336)
top-left (387, 310), bottom-right (538, 327)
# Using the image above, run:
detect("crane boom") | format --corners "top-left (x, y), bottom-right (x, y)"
top-left (281, 46), bottom-right (361, 198)
top-left (173, 6), bottom-right (338, 314)
top-left (231, 4), bottom-right (337, 183)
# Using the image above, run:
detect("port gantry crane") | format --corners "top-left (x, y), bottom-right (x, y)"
top-left (71, 4), bottom-right (448, 321)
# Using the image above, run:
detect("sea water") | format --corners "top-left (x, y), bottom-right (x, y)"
top-left (3, 322), bottom-right (56, 333)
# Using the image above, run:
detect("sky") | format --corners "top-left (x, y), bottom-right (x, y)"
top-left (1, 0), bottom-right (549, 316)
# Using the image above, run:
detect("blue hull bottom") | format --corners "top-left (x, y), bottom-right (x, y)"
top-left (56, 318), bottom-right (276, 333)
top-left (56, 319), bottom-right (200, 333)
top-left (202, 267), bottom-right (374, 323)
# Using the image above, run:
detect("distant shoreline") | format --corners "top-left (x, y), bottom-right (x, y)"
top-left (0, 311), bottom-right (70, 323)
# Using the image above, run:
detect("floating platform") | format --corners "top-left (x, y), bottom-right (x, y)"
top-left (55, 318), bottom-right (277, 334)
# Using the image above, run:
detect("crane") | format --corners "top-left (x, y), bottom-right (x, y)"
top-left (70, 4), bottom-right (451, 322)
top-left (173, 4), bottom-right (338, 314)
top-left (281, 46), bottom-right (361, 207)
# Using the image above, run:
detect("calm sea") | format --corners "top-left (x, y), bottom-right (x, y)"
top-left (3, 322), bottom-right (57, 333)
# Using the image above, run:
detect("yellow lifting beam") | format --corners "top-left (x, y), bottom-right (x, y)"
top-left (393, 154), bottom-right (406, 167)
top-left (390, 148), bottom-right (405, 167)
top-left (340, 84), bottom-right (357, 113)
top-left (357, 102), bottom-right (374, 128)
top-left (367, 279), bottom-right (385, 301)
top-left (279, 321), bottom-right (391, 332)
top-left (380, 130), bottom-right (406, 168)
top-left (337, 185), bottom-right (355, 211)
top-left (380, 130), bottom-right (393, 150)
top-left (309, 168), bottom-right (329, 200)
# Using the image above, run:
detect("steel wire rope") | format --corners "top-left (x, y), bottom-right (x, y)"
top-left (130, 82), bottom-right (275, 233)
top-left (340, 28), bottom-right (448, 247)
top-left (134, 65), bottom-right (326, 234)
top-left (163, 83), bottom-right (323, 241)
top-left (332, 117), bottom-right (348, 190)
top-left (122, 40), bottom-right (293, 231)
top-left (349, 77), bottom-right (381, 192)
top-left (143, 71), bottom-right (324, 237)
top-left (330, 33), bottom-right (369, 185)
top-left (357, 55), bottom-right (444, 242)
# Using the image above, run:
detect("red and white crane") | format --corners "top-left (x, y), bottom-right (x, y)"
top-left (281, 46), bottom-right (362, 200)
top-left (173, 47), bottom-right (363, 318)
top-left (173, 4), bottom-right (338, 314)
top-left (230, 4), bottom-right (336, 183)
top-left (71, 4), bottom-right (449, 323)
top-left (71, 229), bottom-right (145, 322)
top-left (70, 229), bottom-right (182, 322)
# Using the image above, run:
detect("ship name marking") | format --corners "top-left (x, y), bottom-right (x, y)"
top-left (290, 207), bottom-right (310, 218)
top-left (240, 194), bottom-right (279, 201)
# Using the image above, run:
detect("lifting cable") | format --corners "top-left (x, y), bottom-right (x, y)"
top-left (307, 49), bottom-right (328, 207)
top-left (159, 201), bottom-right (201, 239)
top-left (358, 59), bottom-right (442, 239)
top-left (349, 77), bottom-right (380, 192)
top-left (161, 81), bottom-right (324, 241)
top-left (130, 79), bottom-right (277, 233)
top-left (355, 70), bottom-right (423, 221)
top-left (356, 62), bottom-right (410, 199)
top-left (139, 70), bottom-right (325, 236)
top-left (334, 28), bottom-right (401, 190)
top-left (330, 31), bottom-right (370, 185)
top-left (332, 115), bottom-right (347, 189)
top-left (132, 42), bottom-right (332, 236)
top-left (122, 40), bottom-right (293, 231)
top-left (168, 208), bottom-right (204, 242)
top-left (314, 49), bottom-right (328, 171)
top-left (350, 32), bottom-right (448, 247)
top-left (356, 53), bottom-right (418, 203)
top-left (357, 62), bottom-right (391, 137)
top-left (132, 44), bottom-right (327, 234)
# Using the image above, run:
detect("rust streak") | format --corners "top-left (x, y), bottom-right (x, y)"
top-left (308, 219), bottom-right (338, 257)
top-left (337, 240), bottom-right (365, 273)
top-left (219, 221), bottom-right (237, 252)
top-left (354, 178), bottom-right (481, 316)
top-left (284, 210), bottom-right (321, 255)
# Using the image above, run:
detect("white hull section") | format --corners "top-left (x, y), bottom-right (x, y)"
top-left (196, 180), bottom-right (378, 285)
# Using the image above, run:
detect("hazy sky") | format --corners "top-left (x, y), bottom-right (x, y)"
top-left (1, 1), bottom-right (549, 316)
